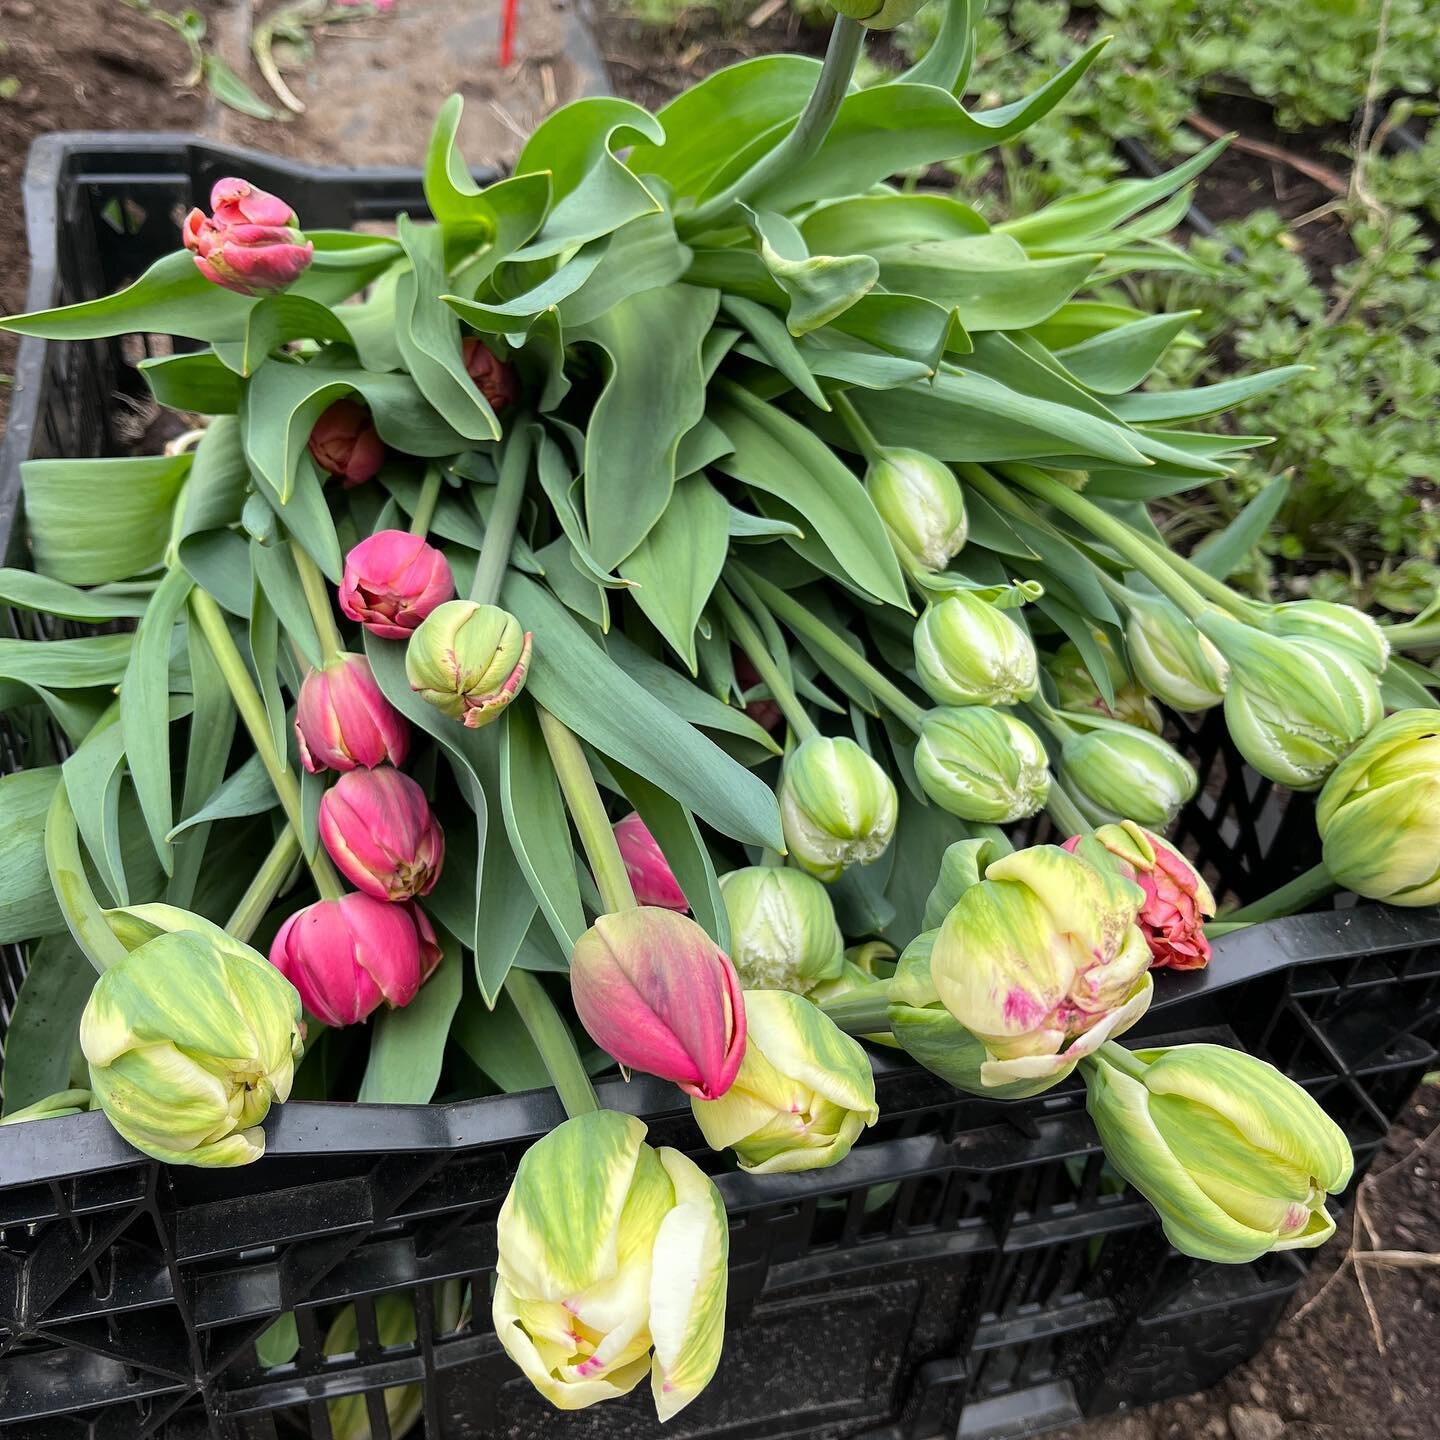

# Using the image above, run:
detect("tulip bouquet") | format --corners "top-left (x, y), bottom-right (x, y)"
top-left (2, 0), bottom-right (1438, 1418)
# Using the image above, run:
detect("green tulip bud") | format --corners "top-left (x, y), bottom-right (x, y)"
top-left (1061, 720), bottom-right (1199, 830)
top-left (691, 989), bottom-right (878, 1173)
top-left (780, 735), bottom-right (898, 881)
top-left (1124, 591), bottom-right (1228, 711)
top-left (493, 1109), bottom-right (728, 1417)
top-left (405, 599), bottom-right (531, 728)
top-left (1316, 708), bottom-right (1440, 905)
top-left (1047, 637), bottom-right (1164, 733)
top-left (1082, 1043), bottom-right (1353, 1263)
top-left (828, 0), bottom-right (930, 35)
top-left (719, 865), bottom-right (845, 993)
top-left (1199, 611), bottom-right (1381, 790)
top-left (80, 926), bottom-right (303, 1167)
top-left (914, 594), bottom-right (1038, 707)
top-left (865, 447), bottom-right (967, 570)
top-left (1262, 599), bottom-right (1390, 675)
top-left (914, 707), bottom-right (1051, 822)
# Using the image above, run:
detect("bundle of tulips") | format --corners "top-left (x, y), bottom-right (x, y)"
top-left (2, 0), bottom-right (1438, 1417)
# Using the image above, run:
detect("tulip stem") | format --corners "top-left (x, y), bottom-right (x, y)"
top-left (225, 826), bottom-right (303, 942)
top-left (535, 703), bottom-right (638, 913)
top-left (1222, 861), bottom-right (1337, 925)
top-left (1091, 1041), bottom-right (1149, 1082)
top-left (679, 15), bottom-right (865, 234)
top-left (44, 780), bottom-right (130, 973)
top-left (471, 423), bottom-right (534, 607)
top-left (290, 542), bottom-right (347, 665)
top-left (833, 390), bottom-right (882, 465)
top-left (997, 464), bottom-right (1211, 621)
top-left (505, 969), bottom-right (600, 1118)
top-left (714, 584), bottom-right (820, 742)
top-left (1131, 531), bottom-right (1265, 621)
top-left (188, 590), bottom-right (347, 902)
top-left (1381, 614), bottom-right (1440, 649)
top-left (1044, 781), bottom-right (1092, 839)
top-left (819, 978), bottom-right (893, 1036)
top-left (735, 566), bottom-right (929, 733)
top-left (409, 466), bottom-right (444, 538)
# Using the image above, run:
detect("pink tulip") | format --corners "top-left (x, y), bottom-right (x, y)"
top-left (569, 908), bottom-right (746, 1100)
top-left (612, 812), bottom-right (688, 912)
top-left (181, 177), bottom-right (313, 296)
top-left (295, 653), bottom-right (410, 773)
top-left (461, 337), bottom-right (520, 412)
top-left (319, 767), bottom-right (445, 901)
top-left (269, 893), bottom-right (439, 1026)
top-left (733, 651), bottom-right (783, 733)
top-left (308, 399), bottom-right (386, 487)
top-left (1064, 822), bottom-right (1215, 971)
top-left (339, 530), bottom-right (455, 640)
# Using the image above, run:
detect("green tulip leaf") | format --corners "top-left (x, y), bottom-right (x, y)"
top-left (0, 934), bottom-right (95, 1114)
top-left (357, 933), bottom-right (464, 1104)
top-left (0, 570), bottom-right (153, 622)
top-left (139, 350), bottom-right (244, 414)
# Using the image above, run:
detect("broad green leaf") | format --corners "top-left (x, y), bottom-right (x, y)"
top-left (250, 538), bottom-right (324, 670)
top-left (534, 426), bottom-right (617, 585)
top-left (215, 292), bottom-right (355, 377)
top-left (500, 702), bottom-right (587, 953)
top-left (555, 210), bottom-right (693, 329)
top-left (800, 193), bottom-right (988, 257)
top-left (1036, 592), bottom-right (1120, 709)
top-left (120, 565), bottom-right (193, 876)
top-left (577, 283), bottom-right (720, 569)
top-left (167, 752), bottom-right (276, 839)
top-left (356, 935), bottom-right (464, 1103)
top-left (747, 46), bottom-right (1109, 212)
top-left (452, 980), bottom-right (550, 1091)
top-left (22, 453), bottom-right (191, 584)
top-left (619, 475), bottom-right (729, 671)
top-left (0, 935), bottom-right (94, 1113)
top-left (1056, 312), bottom-right (1200, 394)
top-left (513, 97), bottom-right (665, 261)
top-left (871, 233), bottom-right (1097, 332)
top-left (710, 386), bottom-right (908, 608)
top-left (1189, 477), bottom-right (1293, 579)
top-left (503, 572), bottom-right (783, 848)
top-left (63, 711), bottom-right (131, 908)
top-left (745, 207), bottom-right (877, 336)
top-left (627, 55), bottom-right (822, 197)
top-left (444, 240), bottom-right (608, 335)
top-left (1107, 366), bottom-right (1311, 422)
top-left (395, 215), bottom-right (501, 443)
top-left (1380, 657), bottom-right (1438, 710)
top-left (608, 759), bottom-right (729, 952)
top-left (248, 450), bottom-right (343, 584)
top-left (897, 0), bottom-right (977, 92)
top-left (139, 351), bottom-right (243, 414)
top-left (0, 570), bottom-right (152, 622)
top-left (165, 620), bottom-right (237, 909)
top-left (720, 295), bottom-right (827, 409)
top-left (175, 416), bottom-right (252, 612)
top-left (0, 769), bottom-right (70, 942)
top-left (0, 633), bottom-right (136, 693)
top-left (827, 292), bottom-right (965, 371)
top-left (1028, 301), bottom-right (1150, 350)
top-left (242, 362), bottom-right (468, 503)
top-left (999, 139), bottom-right (1228, 249)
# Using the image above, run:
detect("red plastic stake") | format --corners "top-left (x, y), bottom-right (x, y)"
top-left (499, 0), bottom-right (518, 68)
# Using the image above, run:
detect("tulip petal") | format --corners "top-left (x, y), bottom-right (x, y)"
top-left (742, 990), bottom-right (878, 1123)
top-left (649, 1148), bottom-right (729, 1421)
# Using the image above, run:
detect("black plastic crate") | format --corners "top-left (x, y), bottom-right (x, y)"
top-left (2, 136), bottom-right (1440, 1440)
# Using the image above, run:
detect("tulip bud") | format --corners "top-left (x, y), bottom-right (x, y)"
top-left (308, 399), bottom-right (386, 487)
top-left (569, 908), bottom-right (746, 1100)
top-left (1061, 722), bottom-right (1198, 830)
top-left (1063, 822), bottom-right (1215, 970)
top-left (1262, 599), bottom-right (1390, 675)
top-left (269, 893), bottom-right (440, 1027)
top-left (1316, 708), bottom-right (1440, 905)
top-left (914, 707), bottom-right (1051, 822)
top-left (779, 735), bottom-right (897, 881)
top-left (339, 530), bottom-right (455, 640)
top-left (1082, 1043), bottom-right (1353, 1263)
top-left (865, 448), bottom-right (967, 571)
top-left (613, 812), bottom-right (689, 911)
top-left (295, 652), bottom-right (411, 773)
top-left (493, 1109), bottom-right (727, 1418)
top-left (405, 599), bottom-right (532, 729)
top-left (733, 651), bottom-right (783, 732)
top-left (1199, 612), bottom-right (1381, 790)
top-left (318, 767), bottom-right (445, 901)
top-left (829, 0), bottom-right (926, 27)
top-left (927, 844), bottom-right (1153, 1088)
top-left (1125, 591), bottom-right (1229, 711)
top-left (181, 177), bottom-right (313, 295)
top-left (1047, 637), bottom-right (1164, 734)
top-left (462, 337), bottom-right (521, 412)
top-left (914, 593), bottom-right (1038, 707)
top-left (718, 865), bottom-right (844, 993)
top-left (691, 989), bottom-right (878, 1173)
top-left (81, 927), bottom-right (303, 1166)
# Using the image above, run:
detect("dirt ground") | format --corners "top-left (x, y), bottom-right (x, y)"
top-left (1, 6), bottom-right (1437, 1439)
